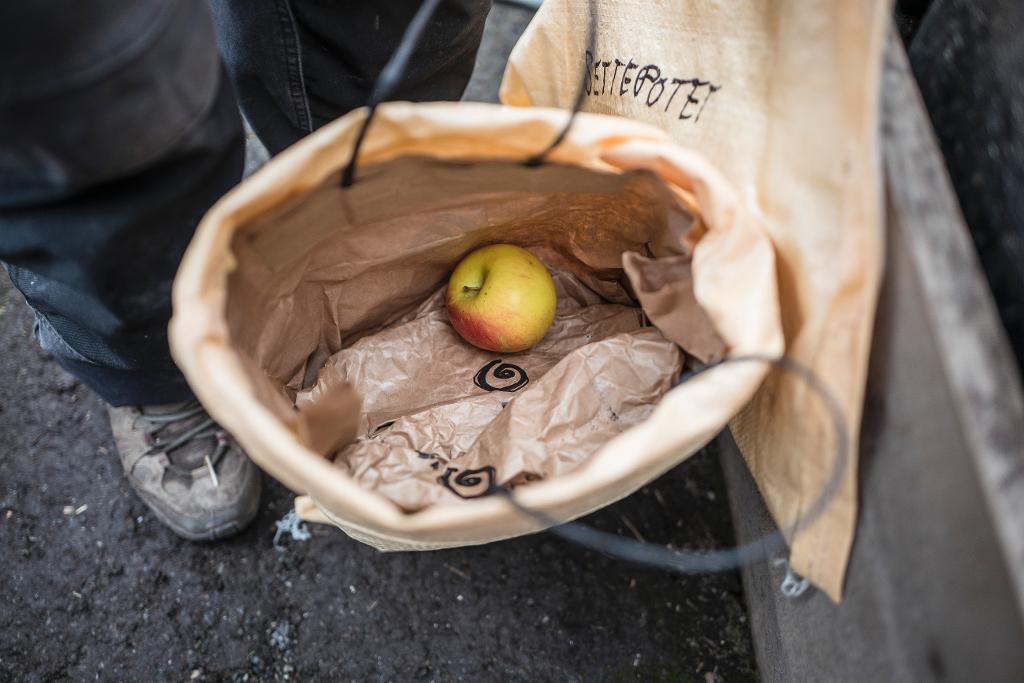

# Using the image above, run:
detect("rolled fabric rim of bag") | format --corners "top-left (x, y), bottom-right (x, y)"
top-left (169, 101), bottom-right (784, 551)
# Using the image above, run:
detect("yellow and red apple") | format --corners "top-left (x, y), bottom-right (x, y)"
top-left (446, 244), bottom-right (557, 352)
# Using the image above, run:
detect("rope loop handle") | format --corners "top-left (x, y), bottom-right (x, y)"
top-left (342, 0), bottom-right (598, 186)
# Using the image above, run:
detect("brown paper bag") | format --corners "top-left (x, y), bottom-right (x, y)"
top-left (501, 0), bottom-right (888, 600)
top-left (170, 102), bottom-right (782, 555)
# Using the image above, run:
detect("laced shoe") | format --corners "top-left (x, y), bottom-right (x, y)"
top-left (107, 401), bottom-right (261, 540)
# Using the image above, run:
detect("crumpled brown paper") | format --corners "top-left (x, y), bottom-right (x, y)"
top-left (622, 251), bottom-right (725, 364)
top-left (296, 268), bottom-right (684, 511)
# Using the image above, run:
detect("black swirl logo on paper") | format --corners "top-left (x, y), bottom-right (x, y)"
top-left (473, 360), bottom-right (528, 393)
top-left (439, 466), bottom-right (496, 499)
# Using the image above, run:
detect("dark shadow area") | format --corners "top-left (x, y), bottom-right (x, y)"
top-left (908, 0), bottom-right (1024, 373)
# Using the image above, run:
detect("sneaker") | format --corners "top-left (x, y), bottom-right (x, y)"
top-left (107, 401), bottom-right (261, 540)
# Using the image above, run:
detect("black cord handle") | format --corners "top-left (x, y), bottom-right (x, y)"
top-left (525, 0), bottom-right (597, 165)
top-left (342, 0), bottom-right (597, 186)
top-left (341, 0), bottom-right (444, 187)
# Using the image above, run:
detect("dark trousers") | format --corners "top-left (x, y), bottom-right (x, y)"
top-left (0, 0), bottom-right (488, 406)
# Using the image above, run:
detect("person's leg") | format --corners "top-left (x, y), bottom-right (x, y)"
top-left (0, 0), bottom-right (244, 406)
top-left (0, 0), bottom-right (489, 394)
top-left (0, 0), bottom-right (488, 539)
top-left (0, 0), bottom-right (259, 539)
top-left (209, 0), bottom-right (491, 154)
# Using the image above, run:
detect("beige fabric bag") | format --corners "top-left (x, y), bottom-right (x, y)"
top-left (501, 0), bottom-right (888, 600)
top-left (170, 102), bottom-right (783, 554)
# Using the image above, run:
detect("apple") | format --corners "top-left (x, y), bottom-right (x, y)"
top-left (446, 244), bottom-right (557, 352)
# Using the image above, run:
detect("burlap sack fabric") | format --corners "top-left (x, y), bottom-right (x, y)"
top-left (170, 102), bottom-right (783, 557)
top-left (501, 0), bottom-right (889, 600)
